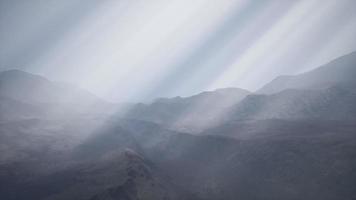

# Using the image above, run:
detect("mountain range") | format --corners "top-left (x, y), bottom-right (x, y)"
top-left (0, 51), bottom-right (355, 200)
top-left (123, 51), bottom-right (356, 132)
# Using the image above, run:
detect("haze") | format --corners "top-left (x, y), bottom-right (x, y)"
top-left (1, 0), bottom-right (356, 102)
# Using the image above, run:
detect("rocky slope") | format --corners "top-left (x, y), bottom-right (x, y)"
top-left (258, 51), bottom-right (356, 94)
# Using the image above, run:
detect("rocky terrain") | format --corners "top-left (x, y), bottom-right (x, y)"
top-left (0, 52), bottom-right (356, 199)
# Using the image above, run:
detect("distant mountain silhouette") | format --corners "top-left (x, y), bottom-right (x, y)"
top-left (0, 70), bottom-right (116, 119)
top-left (123, 52), bottom-right (356, 132)
top-left (258, 51), bottom-right (356, 94)
top-left (125, 88), bottom-right (250, 132)
top-left (228, 84), bottom-right (356, 121)
top-left (0, 69), bottom-right (102, 104)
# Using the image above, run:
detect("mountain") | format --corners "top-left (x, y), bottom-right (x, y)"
top-left (1, 111), bottom-right (355, 200)
top-left (87, 149), bottom-right (188, 200)
top-left (202, 118), bottom-right (356, 139)
top-left (0, 69), bottom-right (102, 105)
top-left (1, 52), bottom-right (356, 200)
top-left (0, 96), bottom-right (45, 120)
top-left (227, 84), bottom-right (356, 121)
top-left (258, 51), bottom-right (356, 94)
top-left (123, 52), bottom-right (356, 132)
top-left (0, 119), bottom-right (198, 200)
top-left (59, 118), bottom-right (356, 200)
top-left (0, 148), bottom-right (192, 200)
top-left (148, 122), bottom-right (356, 200)
top-left (0, 70), bottom-right (117, 119)
top-left (125, 88), bottom-right (250, 132)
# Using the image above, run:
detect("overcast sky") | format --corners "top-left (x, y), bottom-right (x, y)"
top-left (1, 0), bottom-right (356, 102)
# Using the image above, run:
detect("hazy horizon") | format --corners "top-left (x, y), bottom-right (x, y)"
top-left (1, 1), bottom-right (356, 199)
top-left (1, 50), bottom-right (355, 103)
top-left (1, 0), bottom-right (356, 102)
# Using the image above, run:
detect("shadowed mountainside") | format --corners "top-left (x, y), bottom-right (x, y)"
top-left (0, 52), bottom-right (356, 200)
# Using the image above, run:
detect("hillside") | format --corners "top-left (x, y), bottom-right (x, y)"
top-left (258, 51), bottom-right (356, 94)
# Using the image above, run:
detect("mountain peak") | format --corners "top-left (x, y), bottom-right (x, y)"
top-left (1, 69), bottom-right (39, 77)
top-left (210, 87), bottom-right (251, 95)
top-left (258, 51), bottom-right (356, 94)
top-left (0, 69), bottom-right (48, 81)
top-left (0, 69), bottom-right (104, 105)
top-left (1, 69), bottom-right (27, 74)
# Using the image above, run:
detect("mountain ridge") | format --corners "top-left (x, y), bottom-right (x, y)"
top-left (0, 69), bottom-right (104, 105)
top-left (258, 51), bottom-right (356, 94)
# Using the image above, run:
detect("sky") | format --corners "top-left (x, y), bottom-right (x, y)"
top-left (1, 0), bottom-right (356, 102)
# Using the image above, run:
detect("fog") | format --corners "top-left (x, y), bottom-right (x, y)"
top-left (1, 1), bottom-right (356, 199)
top-left (1, 0), bottom-right (356, 102)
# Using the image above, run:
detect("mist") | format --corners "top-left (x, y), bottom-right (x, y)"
top-left (1, 0), bottom-right (356, 102)
top-left (1, 1), bottom-right (356, 200)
